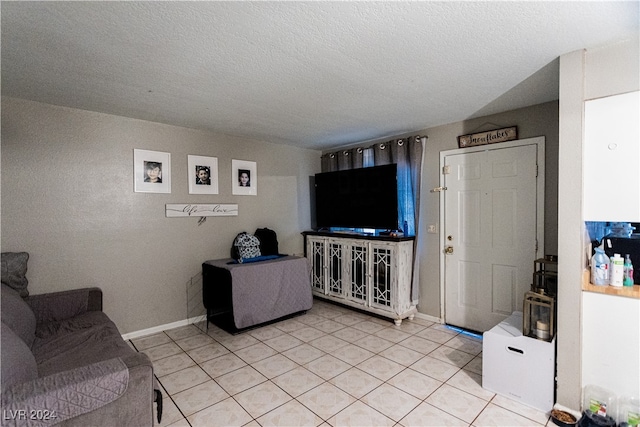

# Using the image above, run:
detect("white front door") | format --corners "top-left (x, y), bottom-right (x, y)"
top-left (442, 139), bottom-right (542, 332)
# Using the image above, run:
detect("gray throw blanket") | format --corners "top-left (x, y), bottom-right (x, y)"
top-left (206, 256), bottom-right (312, 329)
top-left (1, 358), bottom-right (129, 427)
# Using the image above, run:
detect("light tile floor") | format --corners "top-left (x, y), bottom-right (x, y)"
top-left (130, 300), bottom-right (553, 427)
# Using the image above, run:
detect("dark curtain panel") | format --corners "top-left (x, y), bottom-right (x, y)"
top-left (351, 148), bottom-right (365, 169)
top-left (374, 137), bottom-right (425, 302)
top-left (372, 142), bottom-right (392, 165)
top-left (321, 153), bottom-right (338, 172)
top-left (321, 147), bottom-right (365, 172)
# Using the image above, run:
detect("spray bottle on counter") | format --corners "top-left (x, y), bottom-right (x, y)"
top-left (609, 253), bottom-right (624, 287)
top-left (623, 254), bottom-right (634, 286)
top-left (591, 244), bottom-right (609, 286)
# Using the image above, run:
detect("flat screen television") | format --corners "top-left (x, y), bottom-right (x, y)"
top-left (314, 164), bottom-right (398, 230)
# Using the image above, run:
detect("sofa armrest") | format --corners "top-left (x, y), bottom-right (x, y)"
top-left (25, 288), bottom-right (102, 324)
top-left (57, 352), bottom-right (155, 427)
top-left (0, 356), bottom-right (130, 427)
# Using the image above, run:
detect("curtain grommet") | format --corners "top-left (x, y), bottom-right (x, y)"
top-left (397, 139), bottom-right (404, 146)
top-left (379, 143), bottom-right (386, 150)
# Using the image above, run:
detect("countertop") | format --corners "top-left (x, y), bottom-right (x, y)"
top-left (582, 270), bottom-right (640, 299)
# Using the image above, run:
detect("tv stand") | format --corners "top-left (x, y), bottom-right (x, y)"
top-left (302, 231), bottom-right (417, 325)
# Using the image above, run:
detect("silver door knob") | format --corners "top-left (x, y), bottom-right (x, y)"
top-left (444, 246), bottom-right (454, 254)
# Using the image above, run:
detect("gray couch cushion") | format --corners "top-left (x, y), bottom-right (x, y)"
top-left (1, 283), bottom-right (36, 348)
top-left (32, 311), bottom-right (135, 377)
top-left (1, 252), bottom-right (29, 297)
top-left (1, 322), bottom-right (38, 388)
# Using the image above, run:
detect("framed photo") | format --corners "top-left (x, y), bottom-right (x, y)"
top-left (232, 159), bottom-right (257, 196)
top-left (188, 155), bottom-right (219, 194)
top-left (134, 149), bottom-right (171, 193)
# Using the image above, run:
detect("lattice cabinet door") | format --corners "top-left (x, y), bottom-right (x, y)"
top-left (327, 239), bottom-right (345, 298)
top-left (346, 241), bottom-right (368, 304)
top-left (370, 243), bottom-right (394, 311)
top-left (307, 236), bottom-right (326, 294)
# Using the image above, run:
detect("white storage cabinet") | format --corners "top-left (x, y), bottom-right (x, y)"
top-left (483, 311), bottom-right (555, 412)
top-left (304, 232), bottom-right (416, 325)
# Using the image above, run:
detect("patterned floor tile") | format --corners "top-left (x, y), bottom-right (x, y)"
top-left (399, 401), bottom-right (469, 427)
top-left (360, 383), bottom-right (422, 422)
top-left (386, 368), bottom-right (443, 400)
top-left (473, 403), bottom-right (546, 426)
top-left (251, 353), bottom-right (298, 379)
top-left (304, 354), bottom-right (352, 380)
top-left (327, 400), bottom-right (395, 427)
top-left (297, 382), bottom-right (357, 420)
top-left (158, 365), bottom-right (211, 395)
top-left (187, 397), bottom-right (252, 427)
top-left (215, 365), bottom-right (268, 396)
top-left (133, 302), bottom-right (546, 427)
top-left (272, 366), bottom-right (325, 397)
top-left (256, 399), bottom-right (324, 427)
top-left (425, 384), bottom-right (488, 423)
top-left (234, 381), bottom-right (292, 419)
top-left (171, 380), bottom-right (229, 416)
top-left (281, 343), bottom-right (326, 365)
top-left (329, 367), bottom-right (384, 399)
top-left (356, 355), bottom-right (405, 381)
top-left (233, 342), bottom-right (278, 364)
top-left (199, 353), bottom-right (246, 378)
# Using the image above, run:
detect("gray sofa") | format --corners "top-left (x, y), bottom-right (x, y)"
top-left (1, 281), bottom-right (157, 426)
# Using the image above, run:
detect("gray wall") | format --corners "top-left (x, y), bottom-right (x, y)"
top-left (1, 96), bottom-right (559, 333)
top-left (1, 97), bottom-right (321, 334)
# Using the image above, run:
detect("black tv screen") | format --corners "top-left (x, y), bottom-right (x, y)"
top-left (314, 164), bottom-right (398, 230)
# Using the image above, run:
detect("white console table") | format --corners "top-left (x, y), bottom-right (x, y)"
top-left (303, 231), bottom-right (416, 325)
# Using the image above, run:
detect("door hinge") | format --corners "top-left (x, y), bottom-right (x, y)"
top-left (536, 164), bottom-right (539, 178)
top-left (535, 239), bottom-right (539, 252)
top-left (442, 165), bottom-right (451, 175)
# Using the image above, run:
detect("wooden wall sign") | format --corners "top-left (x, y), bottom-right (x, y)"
top-left (166, 204), bottom-right (238, 218)
top-left (458, 126), bottom-right (517, 148)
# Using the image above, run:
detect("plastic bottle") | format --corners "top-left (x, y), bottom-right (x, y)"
top-left (623, 254), bottom-right (634, 286)
top-left (591, 246), bottom-right (610, 286)
top-left (610, 253), bottom-right (624, 287)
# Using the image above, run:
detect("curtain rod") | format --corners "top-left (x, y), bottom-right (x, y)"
top-left (323, 134), bottom-right (427, 156)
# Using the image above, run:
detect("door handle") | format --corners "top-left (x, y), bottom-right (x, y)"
top-left (444, 246), bottom-right (454, 254)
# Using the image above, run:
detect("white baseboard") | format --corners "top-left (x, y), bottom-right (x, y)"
top-left (121, 315), bottom-right (207, 341)
top-left (123, 311), bottom-right (439, 341)
top-left (414, 311), bottom-right (442, 324)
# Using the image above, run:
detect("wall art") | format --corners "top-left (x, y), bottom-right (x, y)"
top-left (457, 126), bottom-right (517, 148)
top-left (134, 149), bottom-right (171, 193)
top-left (188, 155), bottom-right (219, 194)
top-left (232, 159), bottom-right (257, 196)
top-left (165, 204), bottom-right (238, 217)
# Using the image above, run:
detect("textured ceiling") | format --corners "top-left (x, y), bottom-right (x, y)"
top-left (2, 2), bottom-right (638, 150)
